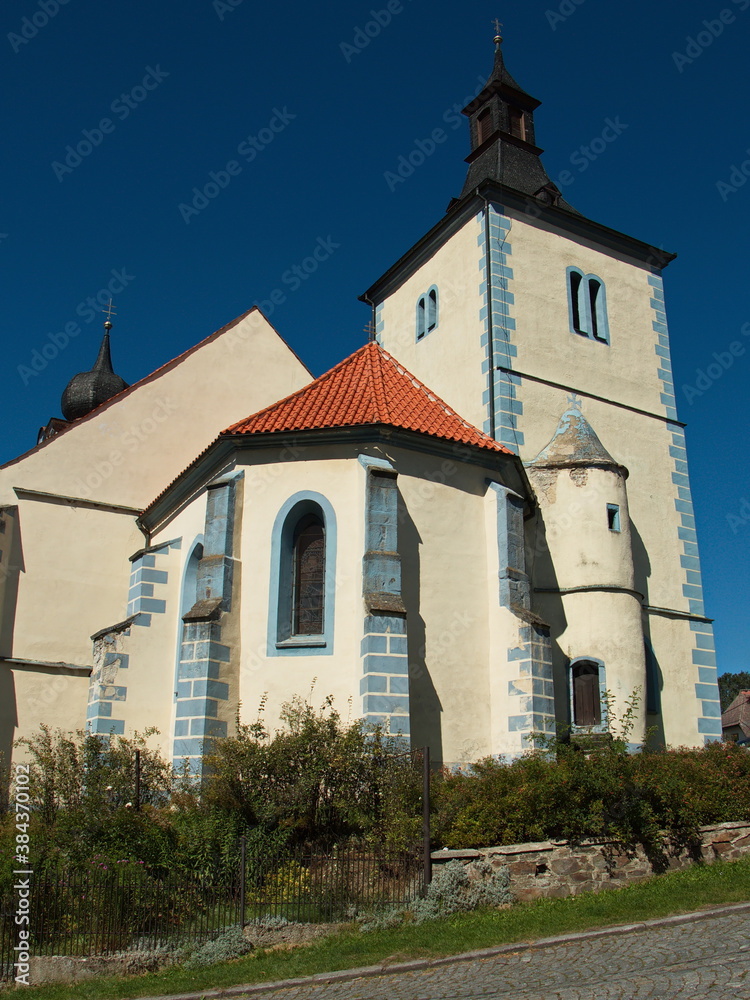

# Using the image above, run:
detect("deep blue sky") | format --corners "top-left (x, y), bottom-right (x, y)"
top-left (2, 0), bottom-right (748, 675)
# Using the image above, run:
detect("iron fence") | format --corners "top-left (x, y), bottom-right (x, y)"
top-left (0, 839), bottom-right (423, 980)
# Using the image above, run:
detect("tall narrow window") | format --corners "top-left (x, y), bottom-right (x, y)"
top-left (589, 279), bottom-right (602, 339)
top-left (271, 493), bottom-right (336, 655)
top-left (569, 270), bottom-right (584, 334)
top-left (567, 268), bottom-right (610, 344)
top-left (416, 286), bottom-right (439, 341)
top-left (572, 661), bottom-right (602, 727)
top-left (508, 106), bottom-right (525, 140)
top-left (416, 295), bottom-right (426, 340)
top-left (427, 288), bottom-right (438, 332)
top-left (607, 504), bottom-right (620, 532)
top-left (477, 108), bottom-right (493, 145)
top-left (292, 514), bottom-right (325, 635)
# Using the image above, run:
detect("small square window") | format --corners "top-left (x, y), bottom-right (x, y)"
top-left (607, 504), bottom-right (620, 532)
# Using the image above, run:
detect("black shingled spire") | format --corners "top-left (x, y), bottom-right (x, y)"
top-left (459, 36), bottom-right (578, 213)
top-left (61, 320), bottom-right (129, 422)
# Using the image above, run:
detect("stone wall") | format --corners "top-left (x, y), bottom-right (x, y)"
top-left (431, 821), bottom-right (750, 902)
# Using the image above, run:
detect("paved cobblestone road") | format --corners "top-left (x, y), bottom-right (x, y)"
top-left (231, 910), bottom-right (750, 1000)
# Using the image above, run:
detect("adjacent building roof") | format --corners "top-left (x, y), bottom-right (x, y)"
top-left (722, 690), bottom-right (750, 741)
top-left (224, 341), bottom-right (512, 455)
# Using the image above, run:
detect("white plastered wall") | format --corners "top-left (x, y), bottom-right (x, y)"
top-left (376, 204), bottom-right (704, 747)
top-left (0, 310), bottom-right (311, 764)
top-left (143, 440), bottom-right (520, 767)
top-left (376, 215), bottom-right (487, 431)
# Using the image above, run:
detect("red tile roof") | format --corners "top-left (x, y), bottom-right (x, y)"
top-left (223, 342), bottom-right (512, 455)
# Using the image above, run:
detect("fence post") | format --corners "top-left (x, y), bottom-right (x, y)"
top-left (134, 750), bottom-right (141, 811)
top-left (239, 836), bottom-right (247, 928)
top-left (422, 746), bottom-right (431, 890)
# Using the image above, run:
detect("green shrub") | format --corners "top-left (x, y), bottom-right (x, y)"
top-left (6, 692), bottom-right (750, 889)
top-left (431, 740), bottom-right (750, 867)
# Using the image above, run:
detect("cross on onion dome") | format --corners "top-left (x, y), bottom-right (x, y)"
top-left (101, 299), bottom-right (117, 327)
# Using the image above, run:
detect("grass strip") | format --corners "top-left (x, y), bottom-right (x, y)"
top-left (9, 856), bottom-right (750, 1000)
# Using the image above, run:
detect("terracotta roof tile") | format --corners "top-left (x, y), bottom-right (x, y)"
top-left (223, 342), bottom-right (511, 455)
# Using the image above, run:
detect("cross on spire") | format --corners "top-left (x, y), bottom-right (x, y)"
top-left (493, 17), bottom-right (503, 44)
top-left (102, 299), bottom-right (117, 324)
top-left (567, 393), bottom-right (582, 410)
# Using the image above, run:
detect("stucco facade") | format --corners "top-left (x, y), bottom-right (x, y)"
top-left (0, 41), bottom-right (720, 773)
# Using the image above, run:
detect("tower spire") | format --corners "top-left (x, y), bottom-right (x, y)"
top-left (60, 301), bottom-right (129, 422)
top-left (457, 33), bottom-right (578, 213)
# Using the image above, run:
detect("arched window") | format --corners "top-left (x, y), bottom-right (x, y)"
top-left (567, 268), bottom-right (610, 344)
top-left (427, 288), bottom-right (438, 332)
top-left (569, 269), bottom-right (584, 333)
top-left (292, 513), bottom-right (325, 635)
top-left (181, 542), bottom-right (203, 618)
top-left (173, 540), bottom-right (203, 717)
top-left (416, 295), bottom-right (426, 340)
top-left (569, 658), bottom-right (606, 730)
top-left (416, 286), bottom-right (439, 341)
top-left (269, 493), bottom-right (337, 655)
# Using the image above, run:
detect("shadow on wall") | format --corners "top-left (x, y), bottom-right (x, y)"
top-left (0, 507), bottom-right (23, 782)
top-left (630, 518), bottom-right (651, 607)
top-left (527, 507), bottom-right (569, 727)
top-left (0, 506), bottom-right (25, 659)
top-left (630, 519), bottom-right (667, 747)
top-left (397, 493), bottom-right (443, 765)
top-left (0, 668), bottom-right (17, 784)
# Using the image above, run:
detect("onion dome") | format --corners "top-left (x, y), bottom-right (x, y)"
top-left (61, 319), bottom-right (128, 421)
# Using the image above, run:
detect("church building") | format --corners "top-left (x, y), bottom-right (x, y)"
top-left (0, 36), bottom-right (721, 772)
